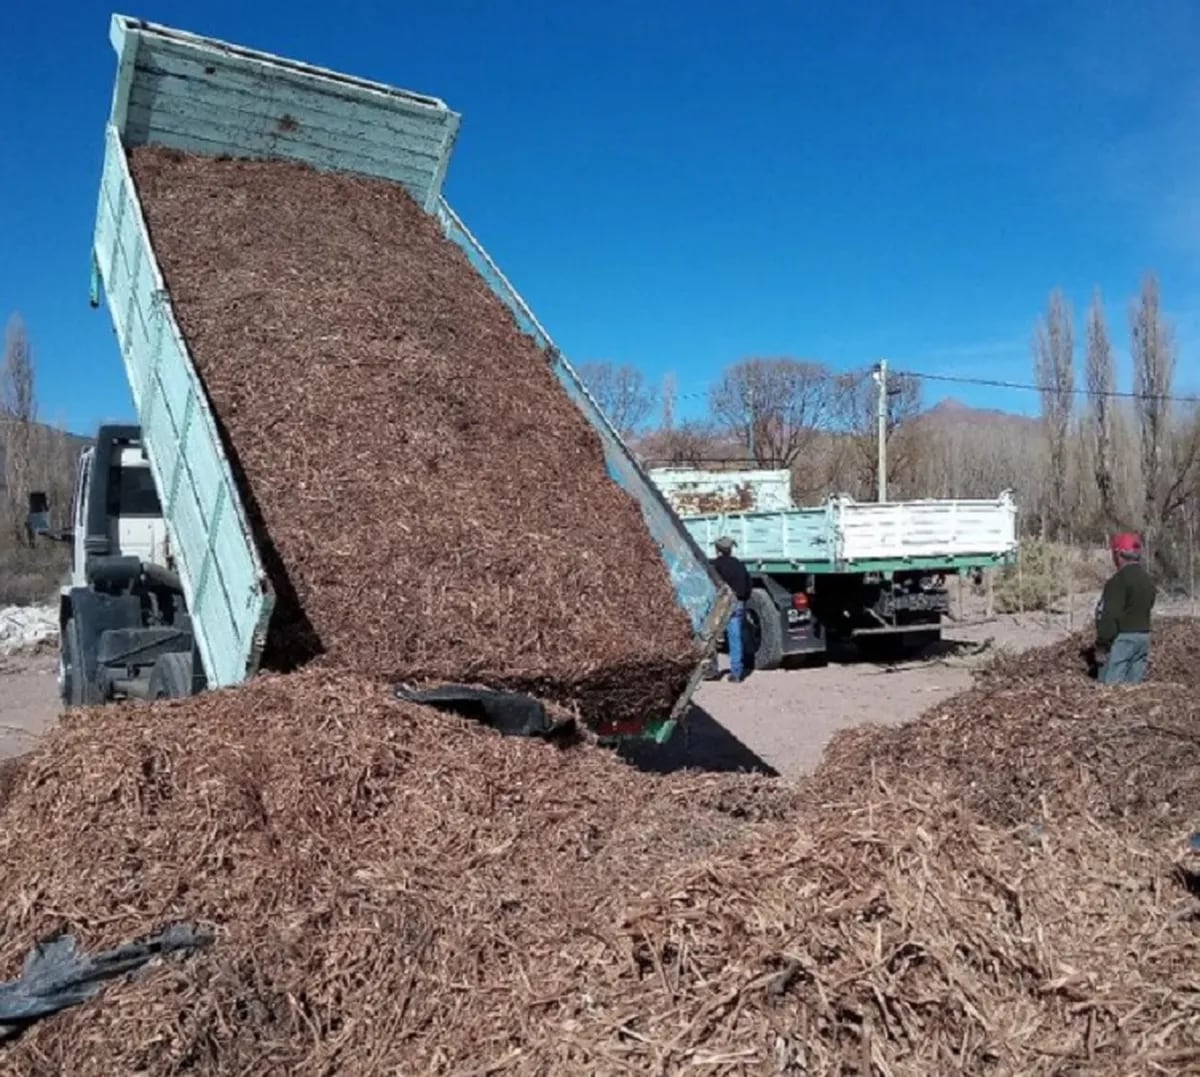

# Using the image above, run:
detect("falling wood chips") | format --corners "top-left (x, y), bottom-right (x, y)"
top-left (125, 147), bottom-right (701, 730)
top-left (3, 622), bottom-right (1200, 1073)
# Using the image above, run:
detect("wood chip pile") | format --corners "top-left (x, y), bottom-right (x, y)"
top-left (3, 624), bottom-right (1200, 1073)
top-left (126, 147), bottom-right (701, 728)
top-left (979, 616), bottom-right (1200, 689)
top-left (0, 673), bottom-right (788, 1074)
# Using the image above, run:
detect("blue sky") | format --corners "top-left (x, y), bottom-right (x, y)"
top-left (3, 0), bottom-right (1200, 433)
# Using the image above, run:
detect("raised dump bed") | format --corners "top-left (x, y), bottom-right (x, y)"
top-left (89, 14), bottom-right (732, 740)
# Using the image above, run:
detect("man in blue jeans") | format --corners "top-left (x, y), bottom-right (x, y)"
top-left (712, 536), bottom-right (752, 682)
top-left (1095, 532), bottom-right (1157, 685)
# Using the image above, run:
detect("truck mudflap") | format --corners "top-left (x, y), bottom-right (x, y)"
top-left (782, 609), bottom-right (826, 655)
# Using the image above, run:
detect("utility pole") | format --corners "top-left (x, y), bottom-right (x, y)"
top-left (745, 382), bottom-right (756, 464)
top-left (872, 359), bottom-right (888, 501)
top-left (661, 372), bottom-right (677, 431)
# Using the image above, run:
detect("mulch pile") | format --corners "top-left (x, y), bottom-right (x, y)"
top-left (3, 624), bottom-right (1200, 1072)
top-left (126, 147), bottom-right (700, 728)
top-left (0, 673), bottom-right (789, 1074)
top-left (0, 756), bottom-right (25, 813)
top-left (814, 618), bottom-right (1200, 836)
top-left (978, 615), bottom-right (1200, 688)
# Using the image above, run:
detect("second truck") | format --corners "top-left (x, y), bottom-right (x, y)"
top-left (649, 467), bottom-right (1019, 670)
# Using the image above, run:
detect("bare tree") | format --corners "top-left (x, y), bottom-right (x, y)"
top-left (1085, 290), bottom-right (1119, 530)
top-left (1130, 273), bottom-right (1175, 565)
top-left (637, 419), bottom-right (723, 467)
top-left (709, 357), bottom-right (834, 467)
top-left (1032, 289), bottom-right (1075, 539)
top-left (577, 361), bottom-right (657, 438)
top-left (1, 314), bottom-right (37, 544)
top-left (1163, 408), bottom-right (1200, 518)
top-left (831, 367), bottom-right (923, 497)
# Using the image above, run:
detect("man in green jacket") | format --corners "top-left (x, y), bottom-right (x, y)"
top-left (1094, 532), bottom-right (1157, 685)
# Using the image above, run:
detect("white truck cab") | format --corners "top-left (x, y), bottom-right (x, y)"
top-left (66, 440), bottom-right (169, 589)
top-left (30, 425), bottom-right (201, 705)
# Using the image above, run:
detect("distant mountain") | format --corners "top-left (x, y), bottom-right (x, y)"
top-left (917, 397), bottom-right (1040, 431)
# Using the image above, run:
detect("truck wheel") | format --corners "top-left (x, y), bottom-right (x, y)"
top-left (747, 589), bottom-right (785, 671)
top-left (149, 652), bottom-right (195, 699)
top-left (61, 616), bottom-right (101, 708)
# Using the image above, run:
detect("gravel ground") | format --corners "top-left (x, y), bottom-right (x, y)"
top-left (4, 594), bottom-right (1195, 775)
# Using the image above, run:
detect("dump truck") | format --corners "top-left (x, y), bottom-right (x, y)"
top-left (649, 467), bottom-right (1018, 669)
top-left (29, 15), bottom-right (732, 741)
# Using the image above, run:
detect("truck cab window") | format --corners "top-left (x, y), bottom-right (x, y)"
top-left (108, 464), bottom-right (163, 518)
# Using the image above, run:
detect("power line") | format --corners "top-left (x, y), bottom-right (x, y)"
top-left (648, 365), bottom-right (1200, 407)
top-left (891, 367), bottom-right (1200, 405)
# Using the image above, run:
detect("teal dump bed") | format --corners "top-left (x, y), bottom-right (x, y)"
top-left (94, 15), bottom-right (731, 718)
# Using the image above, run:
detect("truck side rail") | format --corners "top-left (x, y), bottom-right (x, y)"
top-left (831, 493), bottom-right (1018, 564)
top-left (676, 493), bottom-right (1019, 574)
top-left (93, 124), bottom-right (274, 687)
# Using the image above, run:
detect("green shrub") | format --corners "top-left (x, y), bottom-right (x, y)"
top-left (994, 540), bottom-right (1072, 614)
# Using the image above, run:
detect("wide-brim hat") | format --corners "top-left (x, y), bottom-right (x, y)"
top-left (714, 536), bottom-right (735, 552)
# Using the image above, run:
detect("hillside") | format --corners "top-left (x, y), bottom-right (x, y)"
top-left (917, 397), bottom-right (1040, 432)
top-left (0, 421), bottom-right (85, 606)
top-left (0, 424), bottom-right (88, 497)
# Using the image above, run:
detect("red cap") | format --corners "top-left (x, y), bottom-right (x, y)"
top-left (1111, 532), bottom-right (1142, 555)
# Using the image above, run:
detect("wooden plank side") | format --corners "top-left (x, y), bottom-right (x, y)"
top-left (835, 498), bottom-right (1017, 561)
top-left (113, 21), bottom-right (461, 209)
top-left (182, 412), bottom-right (251, 669)
top-left (679, 510), bottom-right (816, 561)
top-left (92, 125), bottom-right (274, 688)
top-left (131, 41), bottom-right (452, 154)
top-left (125, 82), bottom-right (446, 171)
top-left (138, 31), bottom-right (451, 123)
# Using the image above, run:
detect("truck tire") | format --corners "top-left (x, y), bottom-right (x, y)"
top-left (149, 652), bottom-right (195, 699)
top-left (747, 589), bottom-right (785, 671)
top-left (61, 616), bottom-right (102, 708)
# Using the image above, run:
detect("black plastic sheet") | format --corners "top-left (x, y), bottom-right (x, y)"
top-left (393, 684), bottom-right (573, 739)
top-left (0, 923), bottom-right (212, 1041)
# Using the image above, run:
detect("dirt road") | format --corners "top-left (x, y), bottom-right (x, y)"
top-left (0, 653), bottom-right (59, 761)
top-left (624, 604), bottom-right (1096, 776)
top-left (0, 598), bottom-right (1110, 777)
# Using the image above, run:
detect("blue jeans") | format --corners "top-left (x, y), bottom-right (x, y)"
top-left (1099, 632), bottom-right (1150, 685)
top-left (728, 601), bottom-right (746, 680)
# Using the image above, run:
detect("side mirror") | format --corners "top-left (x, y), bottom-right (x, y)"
top-left (26, 492), bottom-right (50, 539)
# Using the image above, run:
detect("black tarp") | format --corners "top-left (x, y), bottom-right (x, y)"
top-left (0, 923), bottom-right (212, 1041)
top-left (393, 684), bottom-right (576, 740)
